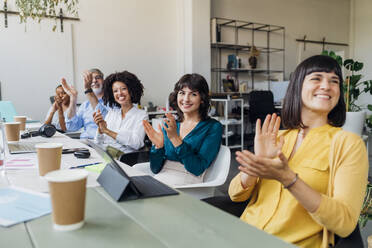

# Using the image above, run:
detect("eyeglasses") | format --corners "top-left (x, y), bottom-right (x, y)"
top-left (94, 75), bottom-right (103, 80)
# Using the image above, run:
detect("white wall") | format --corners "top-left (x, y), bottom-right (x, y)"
top-left (0, 0), bottom-right (212, 121)
top-left (351, 0), bottom-right (372, 111)
top-left (211, 0), bottom-right (351, 80)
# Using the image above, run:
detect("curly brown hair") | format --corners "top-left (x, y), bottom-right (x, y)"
top-left (102, 71), bottom-right (144, 108)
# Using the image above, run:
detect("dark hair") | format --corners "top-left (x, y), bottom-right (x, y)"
top-left (102, 71), bottom-right (144, 108)
top-left (56, 84), bottom-right (62, 90)
top-left (282, 55), bottom-right (346, 129)
top-left (169, 73), bottom-right (210, 122)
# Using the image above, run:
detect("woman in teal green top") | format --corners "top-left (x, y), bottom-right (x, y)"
top-left (142, 74), bottom-right (223, 185)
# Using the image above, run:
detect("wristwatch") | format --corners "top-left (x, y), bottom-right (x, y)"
top-left (84, 88), bottom-right (93, 94)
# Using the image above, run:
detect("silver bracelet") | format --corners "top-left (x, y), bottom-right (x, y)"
top-left (283, 173), bottom-right (298, 189)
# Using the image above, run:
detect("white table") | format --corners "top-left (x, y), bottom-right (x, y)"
top-left (2, 123), bottom-right (103, 192)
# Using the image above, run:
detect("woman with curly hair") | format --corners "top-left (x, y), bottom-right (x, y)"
top-left (93, 71), bottom-right (148, 155)
top-left (142, 73), bottom-right (222, 186)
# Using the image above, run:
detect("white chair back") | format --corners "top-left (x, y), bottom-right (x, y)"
top-left (203, 145), bottom-right (231, 185)
top-left (132, 145), bottom-right (231, 199)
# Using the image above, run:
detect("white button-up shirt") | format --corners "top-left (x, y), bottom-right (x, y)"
top-left (95, 106), bottom-right (148, 153)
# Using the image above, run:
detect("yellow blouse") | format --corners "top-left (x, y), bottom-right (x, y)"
top-left (228, 124), bottom-right (368, 248)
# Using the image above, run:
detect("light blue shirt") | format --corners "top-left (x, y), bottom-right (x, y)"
top-left (65, 98), bottom-right (108, 139)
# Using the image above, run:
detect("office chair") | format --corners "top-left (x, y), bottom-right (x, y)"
top-left (246, 90), bottom-right (279, 148)
top-left (0, 101), bottom-right (17, 122)
top-left (132, 145), bottom-right (231, 199)
top-left (247, 90), bottom-right (278, 126)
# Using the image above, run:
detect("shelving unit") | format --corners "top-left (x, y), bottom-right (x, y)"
top-left (211, 17), bottom-right (285, 93)
top-left (211, 97), bottom-right (244, 150)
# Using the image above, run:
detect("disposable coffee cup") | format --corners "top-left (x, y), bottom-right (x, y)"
top-left (13, 116), bottom-right (27, 131)
top-left (36, 143), bottom-right (63, 176)
top-left (4, 122), bottom-right (21, 142)
top-left (45, 169), bottom-right (88, 231)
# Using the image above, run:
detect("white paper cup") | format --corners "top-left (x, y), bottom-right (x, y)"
top-left (45, 169), bottom-right (88, 231)
top-left (36, 143), bottom-right (63, 176)
top-left (4, 122), bottom-right (21, 142)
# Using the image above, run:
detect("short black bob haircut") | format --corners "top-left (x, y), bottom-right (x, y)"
top-left (102, 71), bottom-right (144, 108)
top-left (169, 73), bottom-right (210, 122)
top-left (281, 55), bottom-right (346, 129)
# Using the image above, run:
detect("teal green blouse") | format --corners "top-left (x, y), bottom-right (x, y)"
top-left (150, 118), bottom-right (223, 176)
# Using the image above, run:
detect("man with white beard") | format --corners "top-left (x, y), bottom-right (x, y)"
top-left (62, 68), bottom-right (108, 139)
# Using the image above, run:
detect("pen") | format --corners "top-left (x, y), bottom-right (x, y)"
top-left (70, 162), bottom-right (102, 169)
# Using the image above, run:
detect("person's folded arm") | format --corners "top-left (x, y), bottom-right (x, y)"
top-left (310, 134), bottom-right (368, 237)
top-left (44, 106), bottom-right (55, 125)
top-left (175, 121), bottom-right (222, 176)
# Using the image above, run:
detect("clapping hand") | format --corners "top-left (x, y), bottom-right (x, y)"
top-left (143, 120), bottom-right (164, 149)
top-left (93, 109), bottom-right (107, 134)
top-left (236, 149), bottom-right (290, 182)
top-left (254, 113), bottom-right (284, 158)
top-left (61, 78), bottom-right (78, 99)
top-left (82, 71), bottom-right (93, 90)
top-left (236, 113), bottom-right (284, 187)
top-left (162, 113), bottom-right (178, 140)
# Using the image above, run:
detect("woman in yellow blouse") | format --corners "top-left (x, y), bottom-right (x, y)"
top-left (229, 55), bottom-right (368, 248)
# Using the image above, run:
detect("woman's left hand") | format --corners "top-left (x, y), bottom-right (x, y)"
top-left (236, 149), bottom-right (292, 183)
top-left (163, 113), bottom-right (178, 139)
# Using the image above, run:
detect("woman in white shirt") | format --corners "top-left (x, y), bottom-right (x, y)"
top-left (45, 83), bottom-right (70, 131)
top-left (93, 71), bottom-right (148, 155)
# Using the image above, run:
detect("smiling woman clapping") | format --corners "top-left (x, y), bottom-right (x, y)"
top-left (93, 71), bottom-right (147, 157)
top-left (229, 55), bottom-right (368, 248)
top-left (142, 74), bottom-right (222, 186)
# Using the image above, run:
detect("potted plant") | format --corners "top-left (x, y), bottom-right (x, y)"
top-left (360, 182), bottom-right (372, 228)
top-left (322, 51), bottom-right (372, 135)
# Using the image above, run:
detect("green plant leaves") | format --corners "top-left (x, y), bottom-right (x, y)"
top-left (363, 80), bottom-right (372, 94)
top-left (344, 59), bottom-right (364, 71)
top-left (354, 62), bottom-right (364, 71)
top-left (323, 50), bottom-right (372, 113)
top-left (15, 0), bottom-right (79, 30)
top-left (322, 50), bottom-right (342, 65)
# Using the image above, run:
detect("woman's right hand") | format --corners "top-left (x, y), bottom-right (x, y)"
top-left (143, 120), bottom-right (164, 149)
top-left (254, 113), bottom-right (284, 158)
top-left (93, 110), bottom-right (107, 134)
top-left (52, 96), bottom-right (62, 112)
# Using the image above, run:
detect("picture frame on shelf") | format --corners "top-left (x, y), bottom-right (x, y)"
top-left (222, 79), bottom-right (236, 92)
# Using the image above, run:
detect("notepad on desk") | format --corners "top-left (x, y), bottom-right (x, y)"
top-left (4, 158), bottom-right (37, 169)
top-left (0, 187), bottom-right (51, 227)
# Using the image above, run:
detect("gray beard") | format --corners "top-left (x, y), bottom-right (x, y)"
top-left (93, 87), bottom-right (102, 95)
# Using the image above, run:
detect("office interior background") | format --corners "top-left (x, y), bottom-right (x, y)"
top-left (1, 0), bottom-right (372, 243)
